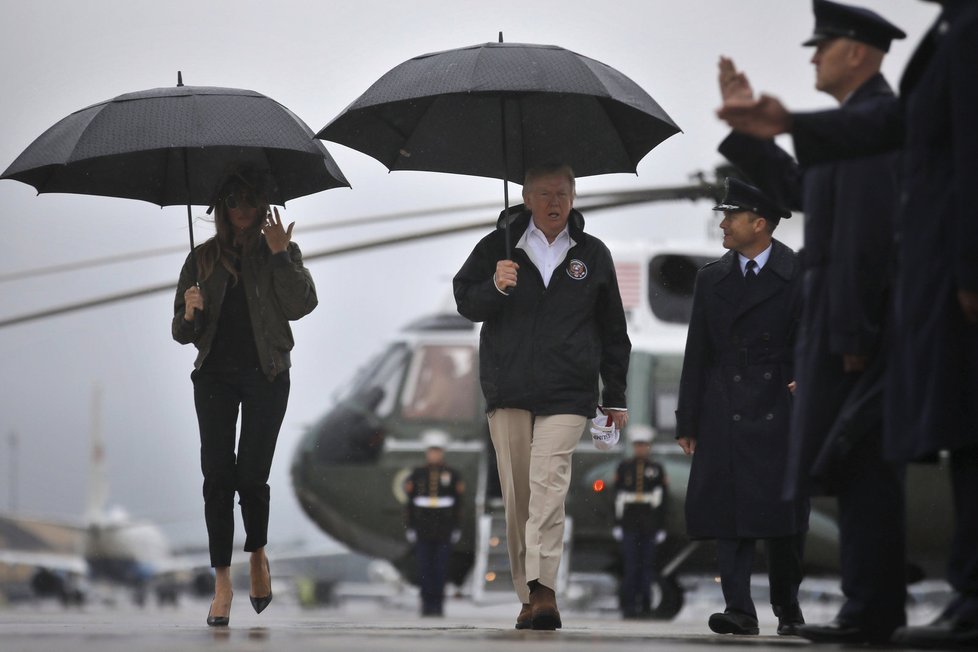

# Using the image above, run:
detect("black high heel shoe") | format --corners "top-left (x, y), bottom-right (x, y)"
top-left (250, 559), bottom-right (273, 614)
top-left (207, 594), bottom-right (232, 627)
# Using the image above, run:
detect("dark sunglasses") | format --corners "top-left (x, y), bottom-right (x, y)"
top-left (224, 191), bottom-right (259, 210)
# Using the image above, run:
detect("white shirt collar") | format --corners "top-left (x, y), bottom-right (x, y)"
top-left (516, 219), bottom-right (575, 288)
top-left (738, 242), bottom-right (772, 275)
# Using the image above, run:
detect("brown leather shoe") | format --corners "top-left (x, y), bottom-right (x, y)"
top-left (515, 603), bottom-right (532, 630)
top-left (530, 584), bottom-right (562, 630)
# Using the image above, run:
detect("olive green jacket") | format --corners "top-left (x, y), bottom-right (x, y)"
top-left (172, 240), bottom-right (317, 379)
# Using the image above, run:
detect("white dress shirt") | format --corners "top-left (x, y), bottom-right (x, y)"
top-left (516, 219), bottom-right (575, 288)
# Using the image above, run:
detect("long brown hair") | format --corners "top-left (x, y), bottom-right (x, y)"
top-left (196, 168), bottom-right (271, 285)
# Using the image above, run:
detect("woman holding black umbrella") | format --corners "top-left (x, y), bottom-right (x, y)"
top-left (172, 165), bottom-right (318, 626)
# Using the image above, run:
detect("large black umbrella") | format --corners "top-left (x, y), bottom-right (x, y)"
top-left (317, 38), bottom-right (680, 254)
top-left (2, 73), bottom-right (349, 258)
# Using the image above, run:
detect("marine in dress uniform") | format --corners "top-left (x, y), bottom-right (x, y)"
top-left (404, 430), bottom-right (464, 616)
top-left (716, 1), bottom-right (908, 643)
top-left (613, 427), bottom-right (667, 618)
top-left (676, 178), bottom-right (807, 637)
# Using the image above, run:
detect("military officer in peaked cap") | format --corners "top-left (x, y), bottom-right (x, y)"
top-left (715, 0), bottom-right (907, 644)
top-left (676, 178), bottom-right (807, 637)
top-left (613, 426), bottom-right (668, 619)
top-left (404, 430), bottom-right (465, 616)
top-left (802, 0), bottom-right (906, 51)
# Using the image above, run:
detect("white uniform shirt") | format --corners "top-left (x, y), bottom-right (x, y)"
top-left (516, 219), bottom-right (576, 288)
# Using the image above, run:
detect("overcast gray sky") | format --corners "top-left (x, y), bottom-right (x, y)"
top-left (0, 0), bottom-right (938, 550)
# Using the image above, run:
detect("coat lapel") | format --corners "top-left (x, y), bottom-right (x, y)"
top-left (712, 250), bottom-right (744, 309)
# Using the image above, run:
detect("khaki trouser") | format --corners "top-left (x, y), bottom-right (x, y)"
top-left (488, 408), bottom-right (587, 603)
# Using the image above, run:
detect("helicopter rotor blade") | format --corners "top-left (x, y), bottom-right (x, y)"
top-left (0, 180), bottom-right (719, 284)
top-left (0, 180), bottom-right (721, 328)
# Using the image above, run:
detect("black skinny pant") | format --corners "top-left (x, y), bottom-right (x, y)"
top-left (193, 367), bottom-right (290, 567)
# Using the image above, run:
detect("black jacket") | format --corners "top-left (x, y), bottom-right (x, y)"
top-left (676, 240), bottom-right (808, 539)
top-left (453, 208), bottom-right (630, 416)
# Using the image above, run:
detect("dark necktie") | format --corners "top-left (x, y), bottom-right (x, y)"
top-left (745, 259), bottom-right (757, 283)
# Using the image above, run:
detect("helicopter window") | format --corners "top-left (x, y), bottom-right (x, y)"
top-left (400, 345), bottom-right (478, 422)
top-left (337, 342), bottom-right (411, 418)
top-left (647, 254), bottom-right (713, 324)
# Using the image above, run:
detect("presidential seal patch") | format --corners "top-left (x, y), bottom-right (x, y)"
top-left (567, 259), bottom-right (588, 280)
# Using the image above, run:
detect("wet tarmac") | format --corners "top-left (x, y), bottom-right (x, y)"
top-left (0, 589), bottom-right (948, 652)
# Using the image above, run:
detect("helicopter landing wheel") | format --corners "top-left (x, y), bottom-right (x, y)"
top-left (647, 574), bottom-right (684, 620)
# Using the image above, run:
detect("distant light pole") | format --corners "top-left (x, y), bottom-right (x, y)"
top-left (8, 430), bottom-right (18, 513)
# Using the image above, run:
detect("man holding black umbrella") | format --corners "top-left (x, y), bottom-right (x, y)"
top-left (454, 162), bottom-right (631, 631)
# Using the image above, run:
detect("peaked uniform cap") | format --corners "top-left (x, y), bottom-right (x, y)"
top-left (712, 177), bottom-right (791, 222)
top-left (421, 430), bottom-right (451, 450)
top-left (803, 0), bottom-right (907, 52)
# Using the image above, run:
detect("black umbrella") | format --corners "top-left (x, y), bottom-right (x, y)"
top-left (2, 73), bottom-right (349, 258)
top-left (317, 36), bottom-right (680, 255)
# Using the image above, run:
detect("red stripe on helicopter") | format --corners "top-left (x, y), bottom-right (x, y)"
top-left (615, 262), bottom-right (641, 310)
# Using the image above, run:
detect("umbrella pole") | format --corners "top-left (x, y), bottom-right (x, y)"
top-left (185, 202), bottom-right (203, 332)
top-left (500, 97), bottom-right (512, 260)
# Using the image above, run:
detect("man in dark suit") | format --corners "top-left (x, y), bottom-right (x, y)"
top-left (676, 178), bottom-right (806, 637)
top-left (717, 2), bottom-right (978, 646)
top-left (715, 1), bottom-right (908, 643)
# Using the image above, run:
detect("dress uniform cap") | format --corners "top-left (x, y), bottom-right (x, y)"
top-left (628, 425), bottom-right (656, 444)
top-left (802, 0), bottom-right (906, 53)
top-left (712, 177), bottom-right (791, 223)
top-left (420, 429), bottom-right (450, 449)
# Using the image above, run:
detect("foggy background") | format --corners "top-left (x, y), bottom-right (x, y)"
top-left (0, 0), bottom-right (937, 552)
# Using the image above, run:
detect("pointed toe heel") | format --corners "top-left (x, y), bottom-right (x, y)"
top-left (206, 595), bottom-right (231, 627)
top-left (250, 593), bottom-right (273, 614)
top-left (250, 558), bottom-right (273, 614)
top-left (206, 614), bottom-right (230, 627)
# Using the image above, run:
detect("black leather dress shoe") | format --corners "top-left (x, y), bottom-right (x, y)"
top-left (775, 603), bottom-right (804, 636)
top-left (798, 619), bottom-right (892, 644)
top-left (708, 611), bottom-right (759, 635)
top-left (777, 618), bottom-right (804, 636)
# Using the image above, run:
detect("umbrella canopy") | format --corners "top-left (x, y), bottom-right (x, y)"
top-left (2, 81), bottom-right (349, 208)
top-left (317, 41), bottom-right (681, 185)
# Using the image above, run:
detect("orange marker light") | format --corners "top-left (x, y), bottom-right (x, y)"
top-left (593, 479), bottom-right (605, 492)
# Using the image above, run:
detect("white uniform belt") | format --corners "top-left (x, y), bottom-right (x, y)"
top-left (413, 496), bottom-right (455, 508)
top-left (615, 487), bottom-right (664, 517)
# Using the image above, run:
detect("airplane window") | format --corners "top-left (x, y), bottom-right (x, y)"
top-left (647, 254), bottom-right (713, 324)
top-left (400, 345), bottom-right (478, 422)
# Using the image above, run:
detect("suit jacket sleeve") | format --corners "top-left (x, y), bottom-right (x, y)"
top-left (675, 270), bottom-right (710, 440)
top-left (718, 131), bottom-right (804, 212)
top-left (453, 235), bottom-right (509, 323)
top-left (790, 97), bottom-right (904, 167)
top-left (596, 244), bottom-right (631, 408)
